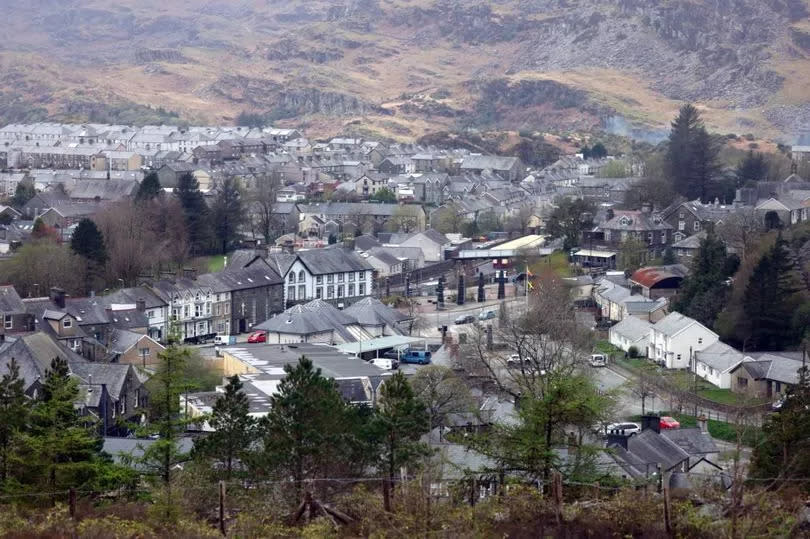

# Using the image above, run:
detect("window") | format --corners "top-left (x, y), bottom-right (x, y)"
top-left (737, 377), bottom-right (748, 388)
top-left (337, 285), bottom-right (344, 298)
top-left (139, 347), bottom-right (151, 358)
top-left (224, 303), bottom-right (229, 315)
top-left (349, 272), bottom-right (355, 282)
top-left (316, 287), bottom-right (323, 299)
top-left (775, 381), bottom-right (782, 393)
top-left (698, 338), bottom-right (703, 345)
top-left (134, 389), bottom-right (140, 408)
top-left (287, 286), bottom-right (295, 301)
top-left (216, 294), bottom-right (220, 302)
top-left (359, 283), bottom-right (366, 296)
top-left (298, 284), bottom-right (305, 299)
top-left (206, 302), bottom-right (211, 315)
top-left (676, 354), bottom-right (682, 361)
top-left (621, 231), bottom-right (628, 241)
top-left (338, 273), bottom-right (344, 283)
top-left (327, 286), bottom-right (334, 299)
top-left (694, 221), bottom-right (701, 231)
top-left (316, 275), bottom-right (323, 285)
top-left (63, 318), bottom-right (72, 329)
top-left (327, 274), bottom-right (334, 284)
top-left (678, 221), bottom-right (685, 231)
top-left (647, 232), bottom-right (653, 244)
top-left (298, 270), bottom-right (305, 281)
top-left (604, 230), bottom-right (611, 241)
top-left (195, 304), bottom-right (202, 317)
top-left (348, 283), bottom-right (355, 296)
top-left (3, 315), bottom-right (11, 330)
top-left (147, 310), bottom-right (155, 319)
top-left (358, 271), bottom-right (365, 281)
top-left (679, 211), bottom-right (685, 219)
top-left (289, 273), bottom-right (295, 283)
top-left (184, 305), bottom-right (190, 318)
top-left (172, 308), bottom-right (180, 320)
top-left (661, 233), bottom-right (667, 245)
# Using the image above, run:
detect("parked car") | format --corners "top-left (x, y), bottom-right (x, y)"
top-left (589, 354), bottom-right (607, 367)
top-left (247, 331), bottom-right (267, 344)
top-left (372, 357), bottom-right (398, 370)
top-left (478, 309), bottom-right (496, 321)
top-left (506, 354), bottom-right (526, 366)
top-left (605, 422), bottom-right (641, 436)
top-left (659, 416), bottom-right (680, 430)
top-left (400, 350), bottom-right (432, 365)
top-left (454, 314), bottom-right (476, 325)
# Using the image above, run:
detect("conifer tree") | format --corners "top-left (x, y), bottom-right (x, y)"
top-left (70, 218), bottom-right (108, 266)
top-left (175, 172), bottom-right (213, 255)
top-left (196, 375), bottom-right (256, 479)
top-left (136, 171), bottom-right (162, 202)
top-left (0, 358), bottom-right (29, 485)
top-left (665, 104), bottom-right (719, 201)
top-left (211, 176), bottom-right (244, 254)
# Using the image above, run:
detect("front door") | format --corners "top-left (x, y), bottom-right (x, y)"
top-left (239, 318), bottom-right (247, 334)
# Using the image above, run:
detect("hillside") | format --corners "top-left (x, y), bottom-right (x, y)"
top-left (1, 0), bottom-right (810, 140)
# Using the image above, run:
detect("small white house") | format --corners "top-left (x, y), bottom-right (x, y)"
top-left (693, 341), bottom-right (749, 389)
top-left (609, 316), bottom-right (652, 355)
top-left (648, 312), bottom-right (719, 370)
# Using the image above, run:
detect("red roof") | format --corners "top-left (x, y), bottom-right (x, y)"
top-left (630, 265), bottom-right (689, 289)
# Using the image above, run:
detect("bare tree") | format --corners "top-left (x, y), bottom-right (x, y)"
top-left (95, 202), bottom-right (160, 286)
top-left (410, 366), bottom-right (475, 429)
top-left (716, 208), bottom-right (762, 262)
top-left (248, 172), bottom-right (283, 244)
top-left (386, 205), bottom-right (422, 233)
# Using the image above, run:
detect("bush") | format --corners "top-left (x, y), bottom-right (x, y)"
top-left (627, 346), bottom-right (639, 358)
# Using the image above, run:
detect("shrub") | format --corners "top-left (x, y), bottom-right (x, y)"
top-left (628, 346), bottom-right (639, 358)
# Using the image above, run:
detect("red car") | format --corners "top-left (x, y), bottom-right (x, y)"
top-left (659, 416), bottom-right (680, 430)
top-left (247, 331), bottom-right (266, 344)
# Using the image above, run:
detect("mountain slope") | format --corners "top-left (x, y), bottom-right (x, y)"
top-left (1, 0), bottom-right (809, 140)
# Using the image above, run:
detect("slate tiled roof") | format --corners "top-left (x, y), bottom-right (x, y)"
top-left (255, 299), bottom-right (359, 342)
top-left (661, 428), bottom-right (719, 455)
top-left (69, 361), bottom-right (132, 400)
top-left (694, 341), bottom-right (746, 373)
top-left (296, 248), bottom-right (374, 275)
top-left (107, 328), bottom-right (149, 355)
top-left (344, 297), bottom-right (409, 330)
top-left (653, 312), bottom-right (703, 337)
top-left (460, 155), bottom-right (519, 171)
top-left (609, 430), bottom-right (690, 472)
top-left (610, 316), bottom-right (652, 342)
top-left (0, 285), bottom-right (25, 314)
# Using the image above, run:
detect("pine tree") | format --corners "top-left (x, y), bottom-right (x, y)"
top-left (371, 371), bottom-right (429, 486)
top-left (175, 173), bottom-right (213, 256)
top-left (196, 375), bottom-right (256, 479)
top-left (750, 364), bottom-right (810, 490)
top-left (0, 358), bottom-right (29, 486)
top-left (10, 180), bottom-right (36, 210)
top-left (70, 218), bottom-right (108, 266)
top-left (666, 104), bottom-right (719, 201)
top-left (136, 172), bottom-right (162, 203)
top-left (25, 358), bottom-right (105, 492)
top-left (257, 356), bottom-right (354, 495)
top-left (735, 151), bottom-right (768, 186)
top-left (211, 177), bottom-right (244, 255)
top-left (743, 237), bottom-right (802, 350)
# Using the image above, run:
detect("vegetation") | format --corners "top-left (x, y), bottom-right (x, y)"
top-left (545, 197), bottom-right (594, 251)
top-left (369, 187), bottom-right (396, 203)
top-left (176, 173), bottom-right (213, 256)
top-left (211, 177), bottom-right (245, 254)
top-left (665, 104), bottom-right (721, 202)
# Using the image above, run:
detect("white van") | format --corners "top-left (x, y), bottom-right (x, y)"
top-left (589, 354), bottom-right (607, 367)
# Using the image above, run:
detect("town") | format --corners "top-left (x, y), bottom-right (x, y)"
top-left (0, 108), bottom-right (809, 537)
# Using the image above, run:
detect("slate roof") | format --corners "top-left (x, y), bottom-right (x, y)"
top-left (366, 248), bottom-right (401, 268)
top-left (255, 299), bottom-right (359, 342)
top-left (68, 179), bottom-right (138, 201)
top-left (107, 328), bottom-right (151, 355)
top-left (599, 210), bottom-right (672, 232)
top-left (354, 234), bottom-right (381, 252)
top-left (760, 354), bottom-right (805, 384)
top-left (610, 316), bottom-right (652, 343)
top-left (694, 341), bottom-right (746, 373)
top-left (0, 285), bottom-right (25, 314)
top-left (295, 248), bottom-right (374, 275)
top-left (343, 297), bottom-right (410, 330)
top-left (265, 252), bottom-right (298, 277)
top-left (661, 428), bottom-right (719, 455)
top-left (65, 297), bottom-right (110, 325)
top-left (105, 287), bottom-right (167, 309)
top-left (334, 378), bottom-right (372, 404)
top-left (103, 437), bottom-right (194, 466)
top-left (297, 202), bottom-right (407, 217)
top-left (673, 231), bottom-right (707, 250)
top-left (69, 361), bottom-right (132, 400)
top-left (196, 264), bottom-right (283, 292)
top-left (736, 360), bottom-right (771, 379)
top-left (653, 312), bottom-right (707, 337)
top-left (0, 332), bottom-right (86, 391)
top-left (608, 430), bottom-right (690, 473)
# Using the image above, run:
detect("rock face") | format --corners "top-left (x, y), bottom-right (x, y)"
top-left (2, 0), bottom-right (810, 137)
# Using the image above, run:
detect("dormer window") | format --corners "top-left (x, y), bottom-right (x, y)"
top-left (63, 318), bottom-right (72, 329)
top-left (619, 216), bottom-right (631, 227)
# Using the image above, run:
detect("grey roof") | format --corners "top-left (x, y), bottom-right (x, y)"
top-left (334, 378), bottom-right (372, 404)
top-left (609, 430), bottom-right (690, 473)
top-left (255, 299), bottom-right (359, 342)
top-left (599, 210), bottom-right (672, 232)
top-left (695, 341), bottom-right (746, 373)
top-left (601, 285), bottom-right (631, 304)
top-left (296, 248), bottom-right (374, 275)
top-left (102, 437), bottom-right (194, 466)
top-left (760, 354), bottom-right (805, 385)
top-left (653, 312), bottom-right (705, 337)
top-left (625, 299), bottom-right (667, 314)
top-left (68, 179), bottom-right (138, 201)
top-left (264, 253), bottom-right (298, 276)
top-left (297, 202), bottom-right (409, 217)
top-left (226, 249), bottom-right (265, 269)
top-left (69, 361), bottom-right (132, 400)
top-left (343, 297), bottom-right (410, 329)
top-left (354, 234), bottom-right (381, 252)
top-left (673, 231), bottom-right (707, 249)
top-left (43, 309), bottom-right (68, 321)
top-left (0, 332), bottom-right (86, 391)
top-left (661, 428), bottom-right (719, 456)
top-left (366, 248), bottom-right (401, 268)
top-left (0, 285), bottom-right (25, 314)
top-left (197, 264), bottom-right (282, 292)
top-left (107, 328), bottom-right (148, 355)
top-left (105, 287), bottom-right (167, 309)
top-left (737, 360), bottom-right (771, 379)
top-left (610, 316), bottom-right (652, 342)
top-left (65, 297), bottom-right (110, 326)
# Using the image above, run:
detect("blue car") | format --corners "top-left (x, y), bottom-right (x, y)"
top-left (400, 350), bottom-right (432, 365)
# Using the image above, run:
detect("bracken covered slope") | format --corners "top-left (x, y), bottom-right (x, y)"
top-left (1, 0), bottom-right (809, 140)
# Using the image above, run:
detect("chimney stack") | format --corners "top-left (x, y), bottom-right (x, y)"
top-left (50, 287), bottom-right (66, 309)
top-left (641, 414), bottom-right (661, 434)
top-left (606, 429), bottom-right (630, 450)
top-left (136, 299), bottom-right (146, 312)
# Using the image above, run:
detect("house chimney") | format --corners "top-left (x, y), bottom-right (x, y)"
top-left (641, 414), bottom-right (661, 434)
top-left (343, 237), bottom-right (355, 250)
top-left (606, 208), bottom-right (615, 221)
top-left (136, 299), bottom-right (146, 312)
top-left (606, 429), bottom-right (630, 450)
top-left (282, 239), bottom-right (295, 254)
top-left (641, 202), bottom-right (652, 214)
top-left (50, 287), bottom-right (66, 309)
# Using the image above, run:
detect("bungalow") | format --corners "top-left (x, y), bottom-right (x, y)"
top-left (647, 312), bottom-right (719, 370)
top-left (755, 197), bottom-right (810, 227)
top-left (693, 341), bottom-right (749, 389)
top-left (729, 352), bottom-right (805, 400)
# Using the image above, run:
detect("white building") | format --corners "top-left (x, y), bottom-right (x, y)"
top-left (647, 312), bottom-right (719, 370)
top-left (609, 316), bottom-right (652, 355)
top-left (267, 248), bottom-right (375, 309)
top-left (693, 341), bottom-right (749, 389)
